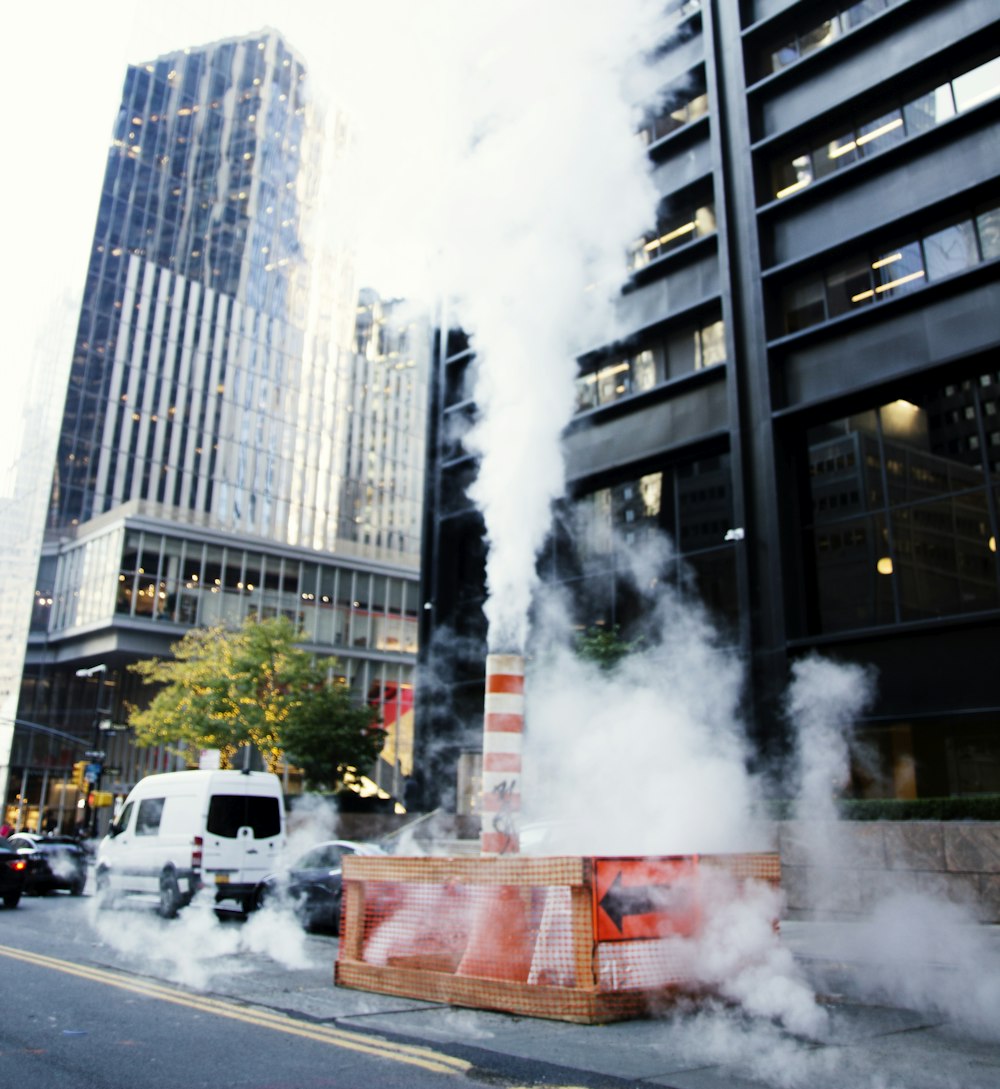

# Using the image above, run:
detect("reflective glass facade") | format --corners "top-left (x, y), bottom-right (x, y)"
top-left (52, 33), bottom-right (325, 541)
top-left (3, 31), bottom-right (427, 829)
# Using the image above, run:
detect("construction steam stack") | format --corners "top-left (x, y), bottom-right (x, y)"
top-left (480, 653), bottom-right (524, 855)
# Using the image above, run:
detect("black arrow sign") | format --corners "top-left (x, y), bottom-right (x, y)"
top-left (598, 870), bottom-right (693, 933)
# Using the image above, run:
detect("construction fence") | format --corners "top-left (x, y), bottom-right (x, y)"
top-left (335, 852), bottom-right (781, 1023)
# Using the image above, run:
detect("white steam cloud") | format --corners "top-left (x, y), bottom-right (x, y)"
top-left (518, 519), bottom-right (1000, 1051)
top-left (522, 558), bottom-right (760, 857)
top-left (440, 0), bottom-right (664, 652)
top-left (786, 654), bottom-right (877, 825)
top-left (88, 890), bottom-right (314, 989)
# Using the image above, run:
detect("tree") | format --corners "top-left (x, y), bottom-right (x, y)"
top-left (128, 616), bottom-right (384, 784)
top-left (279, 683), bottom-right (384, 792)
top-left (574, 624), bottom-right (641, 671)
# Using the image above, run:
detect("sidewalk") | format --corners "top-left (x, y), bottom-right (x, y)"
top-left (233, 919), bottom-right (1000, 1089)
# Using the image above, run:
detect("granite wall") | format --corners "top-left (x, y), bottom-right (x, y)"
top-left (777, 821), bottom-right (1000, 922)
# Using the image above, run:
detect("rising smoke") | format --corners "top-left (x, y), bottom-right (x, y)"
top-left (438, 0), bottom-right (667, 653)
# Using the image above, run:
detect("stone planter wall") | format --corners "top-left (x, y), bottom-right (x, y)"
top-left (777, 820), bottom-right (1000, 922)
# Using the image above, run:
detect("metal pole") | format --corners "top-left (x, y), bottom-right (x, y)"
top-left (480, 653), bottom-right (524, 856)
top-left (36, 768), bottom-right (49, 833)
top-left (75, 665), bottom-right (107, 838)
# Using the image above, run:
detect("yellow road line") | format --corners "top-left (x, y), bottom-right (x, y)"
top-left (0, 944), bottom-right (469, 1077)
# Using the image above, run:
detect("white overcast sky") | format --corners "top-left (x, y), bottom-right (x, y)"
top-left (0, 1), bottom-right (662, 487)
top-left (0, 0), bottom-right (481, 476)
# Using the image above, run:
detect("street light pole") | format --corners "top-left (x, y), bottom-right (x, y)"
top-left (75, 664), bottom-right (107, 838)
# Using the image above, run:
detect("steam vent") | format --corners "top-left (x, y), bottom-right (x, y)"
top-left (480, 653), bottom-right (525, 856)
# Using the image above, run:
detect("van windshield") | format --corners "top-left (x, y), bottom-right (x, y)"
top-left (207, 795), bottom-right (281, 839)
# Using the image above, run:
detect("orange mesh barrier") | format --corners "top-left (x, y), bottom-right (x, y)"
top-left (335, 852), bottom-right (780, 1024)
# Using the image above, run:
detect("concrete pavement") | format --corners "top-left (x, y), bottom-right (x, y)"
top-left (209, 919), bottom-right (1000, 1089)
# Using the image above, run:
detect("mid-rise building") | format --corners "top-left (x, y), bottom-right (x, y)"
top-left (419, 0), bottom-right (1000, 804)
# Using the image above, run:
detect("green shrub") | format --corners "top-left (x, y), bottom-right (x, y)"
top-left (766, 795), bottom-right (1000, 821)
top-left (837, 795), bottom-right (1000, 821)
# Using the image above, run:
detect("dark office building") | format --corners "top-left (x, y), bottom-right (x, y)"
top-left (419, 0), bottom-right (1000, 804)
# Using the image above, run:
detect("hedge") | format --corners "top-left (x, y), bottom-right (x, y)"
top-left (768, 795), bottom-right (1000, 821)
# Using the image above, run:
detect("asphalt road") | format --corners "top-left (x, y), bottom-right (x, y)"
top-left (5, 884), bottom-right (1000, 1089)
top-left (0, 890), bottom-right (629, 1089)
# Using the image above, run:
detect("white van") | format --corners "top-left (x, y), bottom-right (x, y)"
top-left (95, 770), bottom-right (285, 917)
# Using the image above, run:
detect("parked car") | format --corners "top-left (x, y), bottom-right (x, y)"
top-left (0, 839), bottom-right (29, 908)
top-left (6, 833), bottom-right (88, 895)
top-left (254, 840), bottom-right (386, 932)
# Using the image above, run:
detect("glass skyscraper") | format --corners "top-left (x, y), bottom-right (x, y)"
top-left (1, 30), bottom-right (428, 830)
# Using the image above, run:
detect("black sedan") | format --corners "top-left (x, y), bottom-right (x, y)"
top-left (6, 833), bottom-right (88, 896)
top-left (0, 839), bottom-right (28, 908)
top-left (254, 840), bottom-right (386, 932)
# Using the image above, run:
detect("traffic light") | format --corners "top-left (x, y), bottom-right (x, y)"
top-left (71, 761), bottom-right (88, 790)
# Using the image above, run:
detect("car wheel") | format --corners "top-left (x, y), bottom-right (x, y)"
top-left (2, 892), bottom-right (20, 909)
top-left (158, 869), bottom-right (181, 919)
top-left (70, 877), bottom-right (86, 897)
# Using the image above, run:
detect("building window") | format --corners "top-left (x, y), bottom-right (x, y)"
top-left (768, 54), bottom-right (998, 202)
top-left (803, 376), bottom-right (1000, 634)
top-left (575, 317), bottom-right (725, 413)
top-left (638, 71), bottom-right (708, 147)
top-left (575, 350), bottom-right (656, 412)
top-left (778, 200), bottom-right (998, 336)
top-left (765, 1), bottom-right (897, 78)
top-left (630, 200), bottom-right (716, 271)
top-left (555, 453), bottom-right (738, 634)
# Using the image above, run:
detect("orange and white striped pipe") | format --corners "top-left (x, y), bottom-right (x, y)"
top-left (480, 652), bottom-right (524, 856)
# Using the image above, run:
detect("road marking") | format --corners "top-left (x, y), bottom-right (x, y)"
top-left (0, 944), bottom-right (469, 1077)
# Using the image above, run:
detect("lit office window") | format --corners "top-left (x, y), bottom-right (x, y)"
top-left (696, 320), bottom-right (726, 370)
top-left (638, 78), bottom-right (708, 146)
top-left (630, 203), bottom-right (716, 269)
top-left (575, 350), bottom-right (657, 412)
top-left (769, 54), bottom-right (997, 201)
top-left (575, 318), bottom-right (725, 411)
top-left (779, 202), bottom-right (997, 335)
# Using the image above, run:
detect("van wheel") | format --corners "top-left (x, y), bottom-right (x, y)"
top-left (2, 892), bottom-right (20, 909)
top-left (94, 867), bottom-right (115, 909)
top-left (158, 870), bottom-right (181, 919)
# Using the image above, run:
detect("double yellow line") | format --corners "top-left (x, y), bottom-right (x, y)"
top-left (0, 944), bottom-right (469, 1077)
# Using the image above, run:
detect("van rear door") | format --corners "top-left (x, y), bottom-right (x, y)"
top-left (201, 788), bottom-right (283, 893)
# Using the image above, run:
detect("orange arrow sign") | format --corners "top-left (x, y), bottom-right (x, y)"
top-left (594, 857), bottom-right (701, 942)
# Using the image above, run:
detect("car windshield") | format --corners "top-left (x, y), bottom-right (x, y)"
top-left (297, 844), bottom-right (349, 869)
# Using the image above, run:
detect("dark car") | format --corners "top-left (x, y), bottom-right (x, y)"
top-left (0, 839), bottom-right (29, 908)
top-left (254, 840), bottom-right (386, 932)
top-left (6, 833), bottom-right (88, 896)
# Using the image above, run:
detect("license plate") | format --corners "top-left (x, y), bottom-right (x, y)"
top-left (215, 873), bottom-right (230, 884)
